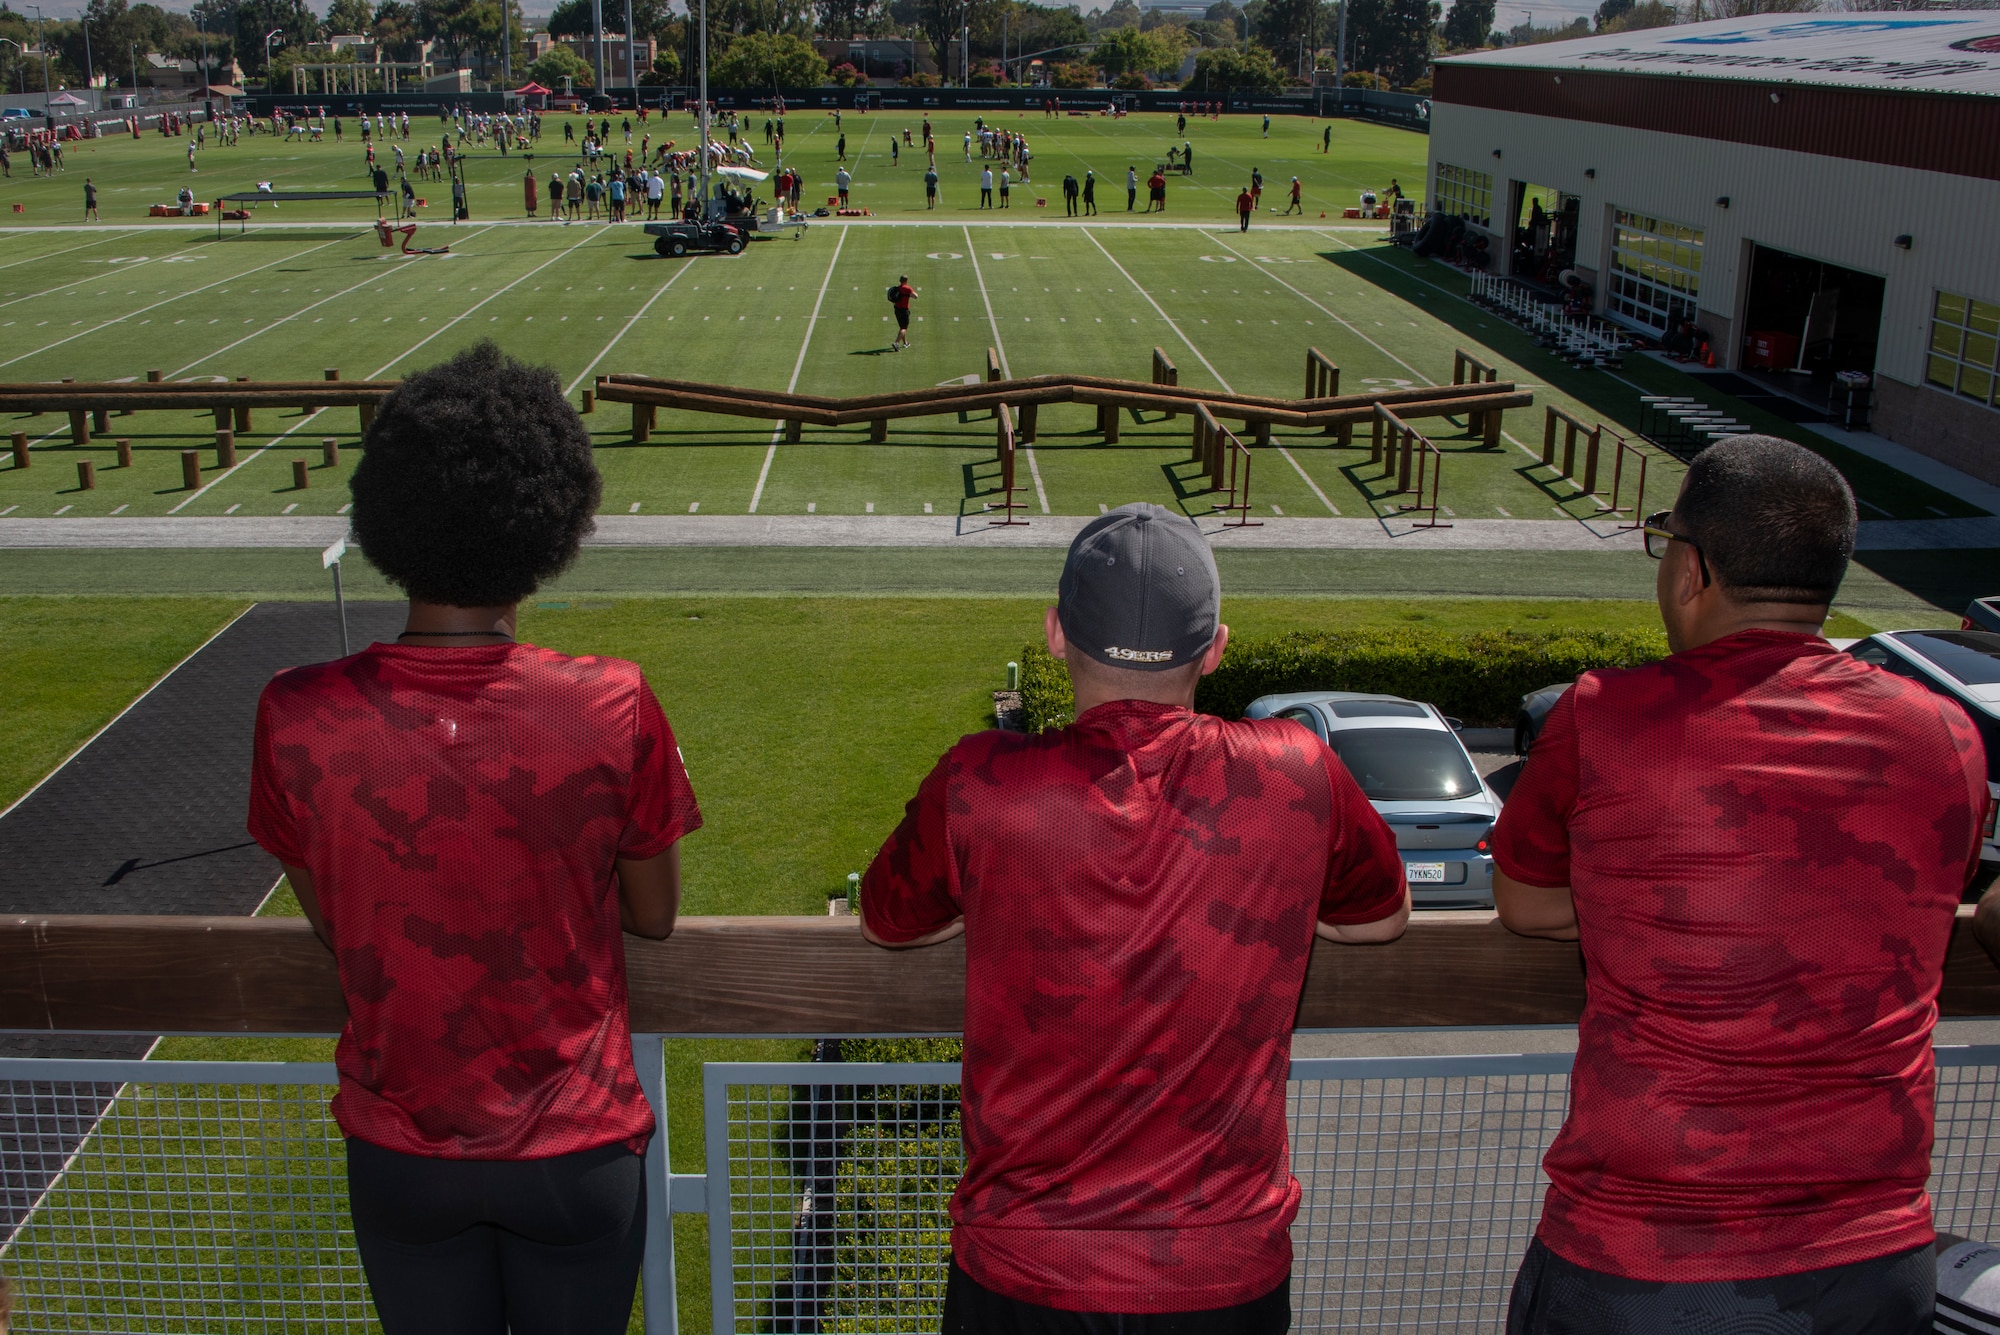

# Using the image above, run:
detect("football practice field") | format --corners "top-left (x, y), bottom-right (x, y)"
top-left (1, 111), bottom-right (1978, 525)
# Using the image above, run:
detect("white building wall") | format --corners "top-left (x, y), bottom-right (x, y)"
top-left (1427, 102), bottom-right (2000, 394)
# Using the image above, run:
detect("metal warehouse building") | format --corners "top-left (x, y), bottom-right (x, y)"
top-left (1428, 14), bottom-right (2000, 484)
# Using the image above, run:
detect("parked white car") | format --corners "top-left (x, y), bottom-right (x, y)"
top-left (1847, 629), bottom-right (2000, 868)
top-left (1244, 691), bottom-right (1501, 908)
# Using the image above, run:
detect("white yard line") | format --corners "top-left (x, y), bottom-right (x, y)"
top-left (0, 231), bottom-right (123, 275)
top-left (564, 254), bottom-right (695, 394)
top-left (170, 227), bottom-right (499, 379)
top-left (0, 252), bottom-right (164, 312)
top-left (750, 225), bottom-right (848, 514)
top-left (1085, 226), bottom-right (1342, 517)
top-left (374, 226), bottom-right (604, 377)
top-left (0, 235), bottom-right (352, 372)
top-left (967, 224), bottom-right (1049, 513)
top-left (168, 230), bottom-right (603, 513)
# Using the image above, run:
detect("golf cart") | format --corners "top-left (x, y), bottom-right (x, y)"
top-left (646, 219), bottom-right (747, 256)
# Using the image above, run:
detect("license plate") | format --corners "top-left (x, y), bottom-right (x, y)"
top-left (1405, 862), bottom-right (1447, 883)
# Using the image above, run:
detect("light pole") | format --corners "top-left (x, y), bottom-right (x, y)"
top-left (129, 42), bottom-right (137, 98)
top-left (590, 0), bottom-right (604, 99)
top-left (264, 28), bottom-right (283, 87)
top-left (623, 0), bottom-right (634, 107)
top-left (81, 15), bottom-right (93, 103)
top-left (28, 5), bottom-right (53, 112)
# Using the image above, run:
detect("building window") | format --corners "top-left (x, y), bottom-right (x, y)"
top-left (1927, 291), bottom-right (2000, 412)
top-left (1432, 163), bottom-right (1492, 230)
top-left (1606, 210), bottom-right (1704, 336)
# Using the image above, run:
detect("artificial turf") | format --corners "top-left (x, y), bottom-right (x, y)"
top-left (1, 114), bottom-right (1979, 526)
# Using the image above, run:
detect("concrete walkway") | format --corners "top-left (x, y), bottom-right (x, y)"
top-left (3, 513), bottom-right (1994, 551)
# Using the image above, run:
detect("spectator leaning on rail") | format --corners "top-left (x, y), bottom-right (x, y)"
top-left (246, 340), bottom-right (701, 1335)
top-left (861, 503), bottom-right (1409, 1334)
top-left (1491, 434), bottom-right (1988, 1335)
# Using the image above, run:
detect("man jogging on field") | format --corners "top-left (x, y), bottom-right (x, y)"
top-left (888, 274), bottom-right (915, 351)
top-left (1494, 436), bottom-right (1987, 1334)
top-left (863, 503), bottom-right (1408, 1332)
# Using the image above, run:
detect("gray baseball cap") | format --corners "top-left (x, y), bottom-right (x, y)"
top-left (1057, 503), bottom-right (1220, 672)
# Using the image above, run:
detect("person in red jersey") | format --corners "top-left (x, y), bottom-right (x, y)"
top-left (860, 503), bottom-right (1408, 1334)
top-left (1493, 435), bottom-right (1988, 1335)
top-left (247, 340), bottom-right (700, 1335)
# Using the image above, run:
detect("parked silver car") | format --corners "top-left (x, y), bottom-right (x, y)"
top-left (1847, 630), bottom-right (2000, 868)
top-left (1245, 691), bottom-right (1501, 908)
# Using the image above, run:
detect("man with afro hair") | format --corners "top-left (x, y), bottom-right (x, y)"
top-left (247, 340), bottom-right (701, 1335)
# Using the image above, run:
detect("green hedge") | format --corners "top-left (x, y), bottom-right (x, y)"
top-left (1020, 627), bottom-right (1667, 730)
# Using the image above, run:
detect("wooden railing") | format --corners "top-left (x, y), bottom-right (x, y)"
top-left (1542, 405), bottom-right (1652, 525)
top-left (1192, 405), bottom-right (1261, 528)
top-left (987, 404), bottom-right (1027, 527)
top-left (3, 910), bottom-right (1995, 1037)
top-left (1453, 347), bottom-right (1501, 440)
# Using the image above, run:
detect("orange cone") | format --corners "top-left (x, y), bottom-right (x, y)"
top-left (1319, 210), bottom-right (1326, 218)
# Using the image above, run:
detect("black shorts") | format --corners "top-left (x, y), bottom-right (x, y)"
top-left (345, 1137), bottom-right (645, 1335)
top-left (895, 306), bottom-right (911, 329)
top-left (943, 1257), bottom-right (1290, 1335)
top-left (1507, 1237), bottom-right (1934, 1335)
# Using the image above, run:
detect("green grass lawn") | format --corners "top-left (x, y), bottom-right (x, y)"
top-left (1, 115), bottom-right (1976, 526)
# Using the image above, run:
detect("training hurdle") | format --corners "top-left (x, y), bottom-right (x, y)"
top-left (988, 404), bottom-right (1028, 527)
top-left (1374, 404), bottom-right (1451, 529)
top-left (1543, 406), bottom-right (1652, 524)
top-left (1189, 405), bottom-right (1260, 527)
top-left (1453, 348), bottom-right (1501, 439)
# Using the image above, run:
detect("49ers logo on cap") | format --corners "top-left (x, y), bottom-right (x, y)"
top-left (1104, 646), bottom-right (1176, 663)
top-left (1949, 33), bottom-right (2000, 51)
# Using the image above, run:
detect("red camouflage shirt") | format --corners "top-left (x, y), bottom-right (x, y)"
top-left (863, 701), bottom-right (1403, 1312)
top-left (1493, 630), bottom-right (1987, 1282)
top-left (248, 642), bottom-right (701, 1161)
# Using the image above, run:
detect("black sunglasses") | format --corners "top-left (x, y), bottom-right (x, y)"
top-left (1642, 510), bottom-right (1712, 588)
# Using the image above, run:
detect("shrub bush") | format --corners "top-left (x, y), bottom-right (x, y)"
top-left (1019, 627), bottom-right (1666, 732)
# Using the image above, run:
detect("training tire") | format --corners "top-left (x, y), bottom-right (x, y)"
top-left (725, 236), bottom-right (743, 254)
top-left (654, 235), bottom-right (674, 257)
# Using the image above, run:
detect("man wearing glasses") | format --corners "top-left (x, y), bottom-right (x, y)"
top-left (1491, 435), bottom-right (1987, 1333)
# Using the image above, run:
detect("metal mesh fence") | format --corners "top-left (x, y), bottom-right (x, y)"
top-left (707, 1050), bottom-right (2000, 1335)
top-left (0, 1059), bottom-right (373, 1334)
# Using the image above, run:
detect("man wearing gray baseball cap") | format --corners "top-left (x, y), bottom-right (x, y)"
top-left (861, 503), bottom-right (1408, 1334)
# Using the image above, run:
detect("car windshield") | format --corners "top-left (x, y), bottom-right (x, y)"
top-left (1325, 728), bottom-right (1482, 802)
top-left (1893, 631), bottom-right (2000, 686)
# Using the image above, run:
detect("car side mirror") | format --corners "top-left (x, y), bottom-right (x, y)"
top-left (1445, 717), bottom-right (1465, 731)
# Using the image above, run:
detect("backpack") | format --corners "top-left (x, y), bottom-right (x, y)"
top-left (886, 284), bottom-right (900, 303)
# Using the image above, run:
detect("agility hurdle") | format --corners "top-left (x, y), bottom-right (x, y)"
top-left (1454, 349), bottom-right (1500, 439)
top-left (1374, 404), bottom-right (1451, 530)
top-left (988, 404), bottom-right (1028, 527)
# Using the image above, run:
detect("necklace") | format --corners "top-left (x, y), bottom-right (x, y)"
top-left (397, 631), bottom-right (514, 640)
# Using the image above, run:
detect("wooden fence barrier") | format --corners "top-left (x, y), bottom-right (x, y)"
top-left (1454, 348), bottom-right (1500, 438)
top-left (3, 909), bottom-right (1996, 1036)
top-left (1213, 421), bottom-right (1262, 529)
top-left (1152, 346), bottom-right (1178, 420)
top-left (10, 431), bottom-right (27, 469)
top-left (1375, 404), bottom-right (1451, 529)
top-left (988, 404), bottom-right (1027, 527)
top-left (986, 347), bottom-right (1003, 384)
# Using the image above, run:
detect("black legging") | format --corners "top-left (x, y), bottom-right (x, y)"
top-left (346, 1137), bottom-right (645, 1335)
